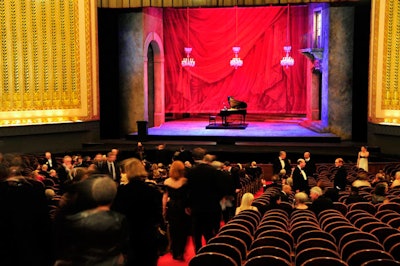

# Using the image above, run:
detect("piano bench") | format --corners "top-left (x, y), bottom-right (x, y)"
top-left (209, 115), bottom-right (217, 125)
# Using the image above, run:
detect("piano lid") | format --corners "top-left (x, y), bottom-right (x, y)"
top-left (228, 96), bottom-right (247, 109)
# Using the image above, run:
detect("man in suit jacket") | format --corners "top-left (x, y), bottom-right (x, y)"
top-left (334, 158), bottom-right (347, 191)
top-left (102, 152), bottom-right (120, 183)
top-left (280, 184), bottom-right (292, 203)
top-left (272, 151), bottom-right (292, 176)
top-left (186, 148), bottom-right (225, 253)
top-left (292, 159), bottom-right (309, 194)
top-left (303, 151), bottom-right (316, 177)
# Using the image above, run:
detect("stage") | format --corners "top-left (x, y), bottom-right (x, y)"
top-left (127, 117), bottom-right (340, 144)
top-left (81, 117), bottom-right (381, 164)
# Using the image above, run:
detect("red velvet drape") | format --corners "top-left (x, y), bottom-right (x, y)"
top-left (164, 6), bottom-right (308, 114)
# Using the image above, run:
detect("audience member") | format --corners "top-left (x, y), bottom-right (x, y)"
top-left (222, 161), bottom-right (241, 223)
top-left (303, 151), bottom-right (316, 177)
top-left (261, 193), bottom-right (283, 215)
top-left (390, 171), bottom-right (400, 189)
top-left (39, 164), bottom-right (51, 179)
top-left (371, 172), bottom-right (387, 187)
top-left (57, 155), bottom-right (74, 190)
top-left (154, 144), bottom-right (172, 167)
top-left (93, 153), bottom-right (105, 169)
top-left (186, 147), bottom-right (226, 253)
top-left (333, 158), bottom-right (347, 191)
top-left (294, 192), bottom-right (309, 210)
top-left (280, 184), bottom-right (293, 203)
top-left (43, 151), bottom-right (57, 170)
top-left (162, 161), bottom-right (190, 261)
top-left (272, 150), bottom-right (292, 175)
top-left (345, 186), bottom-right (368, 204)
top-left (292, 158), bottom-right (309, 194)
top-left (324, 187), bottom-right (339, 202)
top-left (372, 182), bottom-right (389, 204)
top-left (357, 145), bottom-right (369, 172)
top-left (246, 161), bottom-right (262, 180)
top-left (133, 142), bottom-right (146, 161)
top-left (0, 163), bottom-right (53, 266)
top-left (263, 174), bottom-right (281, 191)
top-left (102, 151), bottom-right (120, 182)
top-left (212, 161), bottom-right (236, 224)
top-left (175, 146), bottom-right (193, 165)
top-left (352, 171), bottom-right (372, 188)
top-left (112, 158), bottom-right (163, 266)
top-left (310, 186), bottom-right (334, 216)
top-left (54, 175), bottom-right (128, 266)
top-left (235, 192), bottom-right (258, 215)
top-left (70, 167), bottom-right (90, 182)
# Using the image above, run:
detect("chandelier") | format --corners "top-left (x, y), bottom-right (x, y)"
top-left (181, 47), bottom-right (195, 67)
top-left (230, 46), bottom-right (243, 69)
top-left (280, 4), bottom-right (294, 68)
top-left (181, 7), bottom-right (195, 67)
top-left (230, 5), bottom-right (243, 69)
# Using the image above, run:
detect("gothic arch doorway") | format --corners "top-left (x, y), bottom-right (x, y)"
top-left (144, 32), bottom-right (165, 128)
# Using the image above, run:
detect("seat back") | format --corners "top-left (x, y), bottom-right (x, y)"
top-left (198, 243), bottom-right (242, 266)
top-left (346, 249), bottom-right (394, 266)
top-left (189, 252), bottom-right (238, 266)
top-left (244, 255), bottom-right (291, 266)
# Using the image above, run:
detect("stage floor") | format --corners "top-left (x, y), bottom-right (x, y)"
top-left (128, 118), bottom-right (340, 143)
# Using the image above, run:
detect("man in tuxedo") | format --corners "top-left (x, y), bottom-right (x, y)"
top-left (292, 159), bottom-right (309, 194)
top-left (272, 151), bottom-right (292, 176)
top-left (102, 152), bottom-right (120, 182)
top-left (334, 158), bottom-right (347, 191)
top-left (303, 151), bottom-right (316, 177)
top-left (43, 151), bottom-right (57, 170)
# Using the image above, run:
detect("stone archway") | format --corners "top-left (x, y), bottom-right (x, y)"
top-left (144, 32), bottom-right (165, 127)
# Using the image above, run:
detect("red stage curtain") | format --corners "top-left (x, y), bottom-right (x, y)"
top-left (164, 6), bottom-right (308, 114)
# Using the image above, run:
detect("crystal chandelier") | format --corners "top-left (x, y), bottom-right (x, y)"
top-left (230, 46), bottom-right (243, 69)
top-left (280, 46), bottom-right (294, 68)
top-left (181, 7), bottom-right (195, 67)
top-left (230, 5), bottom-right (243, 69)
top-left (181, 47), bottom-right (195, 67)
top-left (280, 5), bottom-right (294, 68)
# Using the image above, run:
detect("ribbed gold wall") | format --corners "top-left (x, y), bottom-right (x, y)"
top-left (0, 0), bottom-right (98, 126)
top-left (369, 0), bottom-right (400, 124)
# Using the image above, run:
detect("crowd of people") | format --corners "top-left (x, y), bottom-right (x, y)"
top-left (0, 145), bottom-right (262, 266)
top-left (0, 144), bottom-right (399, 266)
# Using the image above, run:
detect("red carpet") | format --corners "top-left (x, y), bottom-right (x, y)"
top-left (157, 236), bottom-right (197, 266)
top-left (158, 188), bottom-right (264, 265)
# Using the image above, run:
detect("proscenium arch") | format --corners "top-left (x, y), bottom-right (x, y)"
top-left (143, 32), bottom-right (165, 127)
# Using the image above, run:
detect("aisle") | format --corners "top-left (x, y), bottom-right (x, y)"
top-left (158, 187), bottom-right (265, 266)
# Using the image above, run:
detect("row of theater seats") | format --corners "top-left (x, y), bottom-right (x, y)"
top-left (189, 188), bottom-right (400, 265)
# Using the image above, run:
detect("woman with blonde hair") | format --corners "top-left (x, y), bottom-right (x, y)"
top-left (112, 158), bottom-right (163, 266)
top-left (294, 192), bottom-right (309, 210)
top-left (163, 160), bottom-right (190, 261)
top-left (235, 192), bottom-right (258, 215)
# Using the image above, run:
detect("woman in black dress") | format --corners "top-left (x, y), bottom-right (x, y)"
top-left (163, 160), bottom-right (190, 261)
top-left (112, 158), bottom-right (163, 266)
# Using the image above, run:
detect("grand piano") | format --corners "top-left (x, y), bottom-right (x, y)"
top-left (218, 96), bottom-right (247, 126)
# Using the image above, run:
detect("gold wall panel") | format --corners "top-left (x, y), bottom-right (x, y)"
top-left (369, 0), bottom-right (400, 124)
top-left (0, 0), bottom-right (98, 126)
